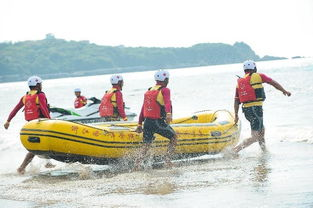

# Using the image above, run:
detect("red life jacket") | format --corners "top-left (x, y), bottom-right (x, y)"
top-left (99, 89), bottom-right (117, 117)
top-left (237, 75), bottom-right (257, 103)
top-left (74, 96), bottom-right (86, 108)
top-left (23, 92), bottom-right (40, 121)
top-left (143, 86), bottom-right (164, 119)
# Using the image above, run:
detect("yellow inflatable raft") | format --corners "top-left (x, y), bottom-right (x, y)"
top-left (20, 110), bottom-right (240, 165)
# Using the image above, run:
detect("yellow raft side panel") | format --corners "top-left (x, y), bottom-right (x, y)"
top-left (20, 111), bottom-right (240, 161)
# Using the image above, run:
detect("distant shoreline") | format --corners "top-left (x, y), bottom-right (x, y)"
top-left (0, 37), bottom-right (304, 83)
top-left (1, 57), bottom-right (309, 84)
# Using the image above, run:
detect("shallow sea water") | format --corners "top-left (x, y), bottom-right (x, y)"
top-left (0, 58), bottom-right (313, 207)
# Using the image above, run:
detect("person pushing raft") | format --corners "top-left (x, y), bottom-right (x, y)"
top-left (135, 70), bottom-right (177, 169)
top-left (231, 60), bottom-right (291, 154)
top-left (3, 76), bottom-right (55, 174)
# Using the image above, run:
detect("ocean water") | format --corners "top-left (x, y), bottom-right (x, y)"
top-left (0, 58), bottom-right (312, 208)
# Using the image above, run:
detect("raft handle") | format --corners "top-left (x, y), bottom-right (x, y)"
top-left (211, 131), bottom-right (222, 137)
top-left (28, 137), bottom-right (40, 143)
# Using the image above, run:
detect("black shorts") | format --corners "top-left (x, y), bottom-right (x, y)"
top-left (143, 118), bottom-right (176, 143)
top-left (242, 106), bottom-right (264, 131)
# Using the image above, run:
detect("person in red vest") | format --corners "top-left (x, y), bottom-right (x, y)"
top-left (74, 88), bottom-right (87, 108)
top-left (135, 70), bottom-right (177, 169)
top-left (3, 76), bottom-right (55, 174)
top-left (99, 75), bottom-right (128, 121)
top-left (231, 60), bottom-right (291, 155)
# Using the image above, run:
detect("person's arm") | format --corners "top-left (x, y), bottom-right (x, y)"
top-left (82, 96), bottom-right (87, 105)
top-left (115, 91), bottom-right (127, 120)
top-left (161, 88), bottom-right (172, 123)
top-left (259, 73), bottom-right (273, 83)
top-left (260, 73), bottom-right (291, 96)
top-left (268, 80), bottom-right (291, 96)
top-left (138, 105), bottom-right (144, 125)
top-left (234, 88), bottom-right (240, 124)
top-left (38, 93), bottom-right (51, 119)
top-left (4, 97), bottom-right (24, 129)
top-left (161, 88), bottom-right (171, 113)
top-left (135, 105), bottom-right (144, 133)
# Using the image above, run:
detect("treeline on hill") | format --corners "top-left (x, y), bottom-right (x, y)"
top-left (0, 35), bottom-right (286, 82)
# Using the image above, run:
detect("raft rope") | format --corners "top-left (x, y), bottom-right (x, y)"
top-left (192, 109), bottom-right (212, 114)
top-left (106, 109), bottom-right (237, 136)
top-left (175, 109), bottom-right (237, 137)
top-left (107, 115), bottom-right (199, 128)
top-left (172, 115), bottom-right (199, 124)
top-left (211, 109), bottom-right (235, 120)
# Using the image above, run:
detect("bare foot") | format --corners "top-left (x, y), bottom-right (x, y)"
top-left (164, 159), bottom-right (174, 169)
top-left (45, 162), bottom-right (56, 168)
top-left (17, 167), bottom-right (25, 175)
top-left (221, 147), bottom-right (239, 159)
top-left (132, 160), bottom-right (143, 172)
top-left (132, 166), bottom-right (141, 172)
top-left (223, 150), bottom-right (239, 159)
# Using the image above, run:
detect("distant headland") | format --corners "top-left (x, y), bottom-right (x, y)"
top-left (0, 34), bottom-right (291, 83)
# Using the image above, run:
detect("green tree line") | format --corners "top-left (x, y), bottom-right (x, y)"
top-left (0, 35), bottom-right (286, 82)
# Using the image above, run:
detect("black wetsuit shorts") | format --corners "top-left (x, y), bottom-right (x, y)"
top-left (242, 106), bottom-right (264, 131)
top-left (143, 118), bottom-right (176, 143)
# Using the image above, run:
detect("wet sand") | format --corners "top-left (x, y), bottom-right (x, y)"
top-left (0, 141), bottom-right (313, 208)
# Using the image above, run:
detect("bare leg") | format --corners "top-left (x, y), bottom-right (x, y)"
top-left (233, 130), bottom-right (263, 153)
top-left (133, 143), bottom-right (151, 171)
top-left (164, 136), bottom-right (177, 167)
top-left (17, 152), bottom-right (35, 174)
top-left (258, 128), bottom-right (266, 151)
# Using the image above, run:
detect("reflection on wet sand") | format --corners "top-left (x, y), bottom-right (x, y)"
top-left (250, 152), bottom-right (271, 184)
top-left (144, 181), bottom-right (176, 195)
top-left (20, 155), bottom-right (243, 193)
top-left (1, 144), bottom-right (313, 208)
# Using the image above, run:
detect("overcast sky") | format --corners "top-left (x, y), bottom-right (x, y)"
top-left (0, 0), bottom-right (312, 58)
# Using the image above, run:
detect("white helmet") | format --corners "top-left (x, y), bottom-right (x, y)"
top-left (243, 60), bottom-right (256, 70)
top-left (27, 76), bottom-right (42, 87)
top-left (74, 88), bottom-right (81, 92)
top-left (154, 70), bottom-right (169, 81)
top-left (110, 74), bottom-right (123, 84)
